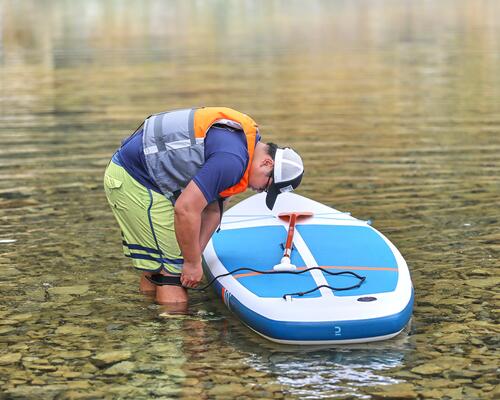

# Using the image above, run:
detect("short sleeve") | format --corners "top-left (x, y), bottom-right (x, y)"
top-left (192, 152), bottom-right (247, 203)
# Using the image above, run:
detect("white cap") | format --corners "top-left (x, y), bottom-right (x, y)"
top-left (265, 147), bottom-right (304, 209)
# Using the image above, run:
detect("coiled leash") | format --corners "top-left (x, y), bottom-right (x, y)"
top-left (146, 267), bottom-right (366, 298)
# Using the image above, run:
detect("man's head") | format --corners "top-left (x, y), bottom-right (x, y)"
top-left (249, 142), bottom-right (304, 209)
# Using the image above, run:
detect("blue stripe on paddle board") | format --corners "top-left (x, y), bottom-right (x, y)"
top-left (297, 225), bottom-right (399, 296)
top-left (212, 226), bottom-right (321, 298)
top-left (204, 264), bottom-right (414, 342)
top-left (231, 289), bottom-right (414, 342)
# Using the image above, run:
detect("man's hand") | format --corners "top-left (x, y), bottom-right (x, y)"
top-left (180, 260), bottom-right (203, 288)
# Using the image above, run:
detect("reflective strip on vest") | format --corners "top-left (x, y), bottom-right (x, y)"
top-left (143, 108), bottom-right (201, 199)
top-left (144, 138), bottom-right (204, 155)
top-left (142, 107), bottom-right (257, 202)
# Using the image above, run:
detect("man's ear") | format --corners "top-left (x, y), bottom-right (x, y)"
top-left (261, 156), bottom-right (274, 168)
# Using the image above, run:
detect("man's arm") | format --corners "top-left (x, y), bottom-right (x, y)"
top-left (174, 181), bottom-right (208, 288)
top-left (199, 198), bottom-right (228, 252)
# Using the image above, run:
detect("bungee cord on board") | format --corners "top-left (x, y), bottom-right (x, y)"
top-left (146, 267), bottom-right (366, 298)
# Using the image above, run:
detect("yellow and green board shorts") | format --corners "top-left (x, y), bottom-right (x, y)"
top-left (103, 161), bottom-right (183, 274)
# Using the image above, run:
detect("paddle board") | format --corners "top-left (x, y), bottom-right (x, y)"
top-left (203, 193), bottom-right (413, 344)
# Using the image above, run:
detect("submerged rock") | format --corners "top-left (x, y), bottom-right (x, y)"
top-left (367, 383), bottom-right (418, 399)
top-left (92, 350), bottom-right (132, 367)
top-left (80, 362), bottom-right (99, 373)
top-left (468, 269), bottom-right (492, 276)
top-left (420, 389), bottom-right (445, 399)
top-left (443, 387), bottom-right (464, 399)
top-left (55, 350), bottom-right (92, 359)
top-left (9, 312), bottom-right (36, 322)
top-left (103, 361), bottom-right (136, 375)
top-left (0, 326), bottom-right (16, 335)
top-left (465, 277), bottom-right (500, 288)
top-left (55, 325), bottom-right (93, 336)
top-left (57, 389), bottom-right (108, 399)
top-left (411, 364), bottom-right (444, 375)
top-left (48, 285), bottom-right (90, 295)
top-left (50, 366), bottom-right (84, 378)
top-left (435, 332), bottom-right (468, 345)
top-left (0, 353), bottom-right (22, 365)
top-left (207, 383), bottom-right (250, 397)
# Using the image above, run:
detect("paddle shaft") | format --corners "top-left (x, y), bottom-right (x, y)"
top-left (275, 211), bottom-right (312, 270)
top-left (277, 212), bottom-right (313, 263)
top-left (283, 214), bottom-right (298, 258)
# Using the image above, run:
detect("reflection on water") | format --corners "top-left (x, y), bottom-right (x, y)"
top-left (248, 343), bottom-right (409, 399)
top-left (1, 0), bottom-right (499, 399)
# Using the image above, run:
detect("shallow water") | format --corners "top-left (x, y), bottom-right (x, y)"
top-left (1, 0), bottom-right (499, 399)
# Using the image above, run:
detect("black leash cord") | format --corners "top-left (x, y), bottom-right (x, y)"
top-left (191, 267), bottom-right (366, 295)
top-left (282, 278), bottom-right (366, 299)
top-left (147, 267), bottom-right (367, 297)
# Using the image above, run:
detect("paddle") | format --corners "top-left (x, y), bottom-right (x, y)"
top-left (273, 211), bottom-right (313, 271)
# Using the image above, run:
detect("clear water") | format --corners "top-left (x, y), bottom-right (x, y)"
top-left (0, 1), bottom-right (498, 399)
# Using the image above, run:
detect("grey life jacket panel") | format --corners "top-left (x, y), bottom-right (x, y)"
top-left (142, 108), bottom-right (205, 200)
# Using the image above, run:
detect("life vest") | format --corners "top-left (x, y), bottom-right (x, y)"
top-left (142, 107), bottom-right (258, 202)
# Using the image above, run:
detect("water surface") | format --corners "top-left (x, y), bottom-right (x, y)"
top-left (0, 1), bottom-right (499, 399)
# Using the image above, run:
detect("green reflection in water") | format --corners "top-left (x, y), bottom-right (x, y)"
top-left (0, 0), bottom-right (499, 399)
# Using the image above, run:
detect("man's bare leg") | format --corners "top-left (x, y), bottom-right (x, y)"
top-left (140, 272), bottom-right (157, 294)
top-left (156, 270), bottom-right (188, 305)
top-left (140, 271), bottom-right (188, 307)
top-left (156, 283), bottom-right (188, 305)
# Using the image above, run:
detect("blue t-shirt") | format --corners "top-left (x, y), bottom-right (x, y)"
top-left (113, 125), bottom-right (257, 204)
